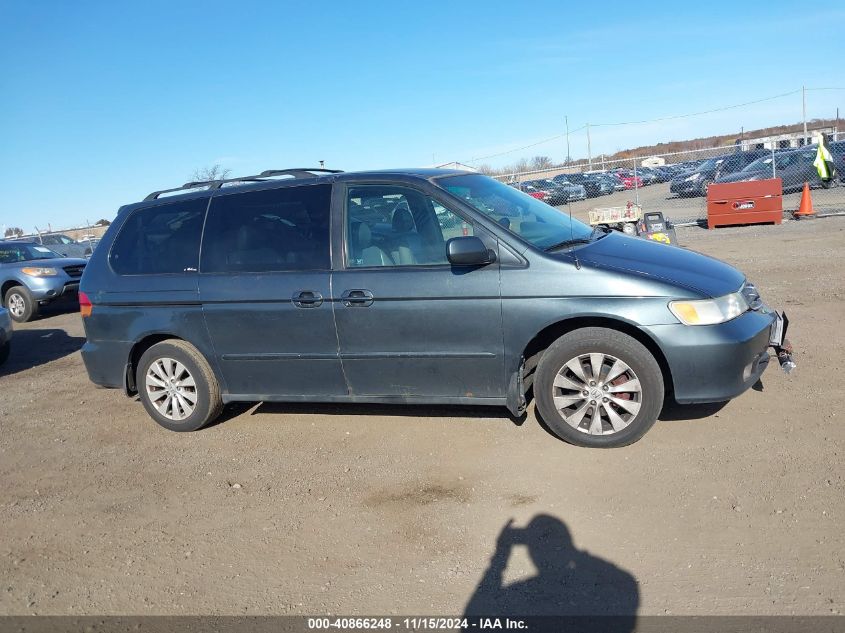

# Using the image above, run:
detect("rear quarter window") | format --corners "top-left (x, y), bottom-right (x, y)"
top-left (200, 184), bottom-right (332, 273)
top-left (109, 198), bottom-right (207, 275)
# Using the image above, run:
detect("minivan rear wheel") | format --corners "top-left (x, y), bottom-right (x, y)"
top-left (137, 340), bottom-right (223, 432)
top-left (534, 327), bottom-right (664, 448)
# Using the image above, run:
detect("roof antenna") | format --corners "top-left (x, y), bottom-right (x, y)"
top-left (567, 172), bottom-right (581, 269)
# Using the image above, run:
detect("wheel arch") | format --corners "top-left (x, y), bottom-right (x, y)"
top-left (1, 279), bottom-right (23, 302)
top-left (125, 333), bottom-right (187, 395)
top-left (520, 315), bottom-right (674, 399)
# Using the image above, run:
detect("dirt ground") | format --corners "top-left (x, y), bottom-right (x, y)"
top-left (1, 217), bottom-right (843, 617)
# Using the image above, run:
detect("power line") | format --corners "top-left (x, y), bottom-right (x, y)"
top-left (467, 125), bottom-right (587, 163)
top-left (590, 89), bottom-right (801, 127)
top-left (462, 88), bottom-right (812, 164)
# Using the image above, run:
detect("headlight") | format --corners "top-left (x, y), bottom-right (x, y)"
top-left (669, 291), bottom-right (749, 326)
top-left (684, 173), bottom-right (701, 182)
top-left (21, 267), bottom-right (59, 277)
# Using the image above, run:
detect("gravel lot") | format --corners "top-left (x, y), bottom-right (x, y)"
top-left (1, 217), bottom-right (844, 617)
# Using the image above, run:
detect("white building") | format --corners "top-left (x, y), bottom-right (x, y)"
top-left (737, 127), bottom-right (834, 151)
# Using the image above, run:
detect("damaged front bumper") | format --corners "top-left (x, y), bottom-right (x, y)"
top-left (769, 311), bottom-right (796, 374)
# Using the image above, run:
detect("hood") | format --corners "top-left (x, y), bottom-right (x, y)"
top-left (575, 232), bottom-right (744, 297)
top-left (673, 166), bottom-right (716, 183)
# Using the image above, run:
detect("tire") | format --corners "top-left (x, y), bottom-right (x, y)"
top-left (699, 179), bottom-right (711, 197)
top-left (621, 222), bottom-right (637, 236)
top-left (534, 327), bottom-right (664, 448)
top-left (0, 342), bottom-right (9, 366)
top-left (137, 340), bottom-right (223, 432)
top-left (4, 286), bottom-right (38, 323)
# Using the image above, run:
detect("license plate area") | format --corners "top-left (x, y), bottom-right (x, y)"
top-left (769, 311), bottom-right (789, 347)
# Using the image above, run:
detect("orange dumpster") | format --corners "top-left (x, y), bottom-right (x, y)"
top-left (706, 179), bottom-right (783, 229)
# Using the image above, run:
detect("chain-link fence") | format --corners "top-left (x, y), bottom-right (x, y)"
top-left (485, 129), bottom-right (845, 225)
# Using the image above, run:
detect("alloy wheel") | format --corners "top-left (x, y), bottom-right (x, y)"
top-left (7, 293), bottom-right (25, 318)
top-left (145, 357), bottom-right (198, 421)
top-left (552, 353), bottom-right (642, 435)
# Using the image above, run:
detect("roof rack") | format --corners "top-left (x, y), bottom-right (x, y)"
top-left (143, 167), bottom-right (343, 201)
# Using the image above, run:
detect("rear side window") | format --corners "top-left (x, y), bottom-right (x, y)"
top-left (201, 184), bottom-right (332, 273)
top-left (109, 199), bottom-right (207, 275)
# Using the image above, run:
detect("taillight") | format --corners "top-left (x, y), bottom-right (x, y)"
top-left (79, 291), bottom-right (92, 318)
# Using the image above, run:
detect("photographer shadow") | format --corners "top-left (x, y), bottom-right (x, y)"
top-left (464, 515), bottom-right (638, 630)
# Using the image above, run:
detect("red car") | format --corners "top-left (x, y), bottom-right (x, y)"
top-left (614, 170), bottom-right (644, 189)
top-left (510, 182), bottom-right (550, 202)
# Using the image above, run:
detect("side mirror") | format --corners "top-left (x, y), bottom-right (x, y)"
top-left (446, 236), bottom-right (495, 266)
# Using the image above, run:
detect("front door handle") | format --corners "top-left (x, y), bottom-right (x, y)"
top-left (341, 289), bottom-right (374, 307)
top-left (292, 290), bottom-right (323, 308)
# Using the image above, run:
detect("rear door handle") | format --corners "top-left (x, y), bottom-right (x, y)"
top-left (292, 290), bottom-right (323, 308)
top-left (341, 289), bottom-right (374, 307)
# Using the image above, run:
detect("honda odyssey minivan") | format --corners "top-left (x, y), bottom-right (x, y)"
top-left (79, 168), bottom-right (792, 447)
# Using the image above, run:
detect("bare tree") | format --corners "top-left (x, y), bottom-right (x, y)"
top-left (189, 164), bottom-right (232, 183)
top-left (4, 227), bottom-right (23, 238)
top-left (476, 164), bottom-right (498, 176)
top-left (529, 155), bottom-right (554, 171)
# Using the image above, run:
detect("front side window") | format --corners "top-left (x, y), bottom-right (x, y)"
top-left (201, 184), bottom-right (331, 273)
top-left (345, 185), bottom-right (473, 268)
top-left (110, 198), bottom-right (206, 275)
top-left (437, 174), bottom-right (592, 250)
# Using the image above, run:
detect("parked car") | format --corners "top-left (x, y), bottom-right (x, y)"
top-left (80, 237), bottom-right (101, 256)
top-left (0, 306), bottom-right (11, 366)
top-left (35, 233), bottom-right (92, 259)
top-left (558, 173), bottom-right (614, 197)
top-left (647, 166), bottom-right (674, 183)
top-left (635, 168), bottom-right (659, 186)
top-left (613, 170), bottom-right (644, 189)
top-left (528, 178), bottom-right (586, 204)
top-left (715, 148), bottom-right (829, 192)
top-left (585, 171), bottom-right (625, 193)
top-left (79, 167), bottom-right (791, 448)
top-left (670, 150), bottom-right (768, 198)
top-left (0, 241), bottom-right (86, 322)
top-left (829, 140), bottom-right (845, 181)
top-left (510, 181), bottom-right (550, 202)
top-left (523, 179), bottom-right (570, 205)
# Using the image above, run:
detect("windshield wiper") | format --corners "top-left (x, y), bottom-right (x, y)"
top-left (544, 237), bottom-right (593, 251)
top-left (545, 226), bottom-right (609, 251)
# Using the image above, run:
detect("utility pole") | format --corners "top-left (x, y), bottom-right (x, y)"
top-left (565, 115), bottom-right (571, 165)
top-left (802, 85), bottom-right (808, 142)
top-left (586, 123), bottom-right (592, 170)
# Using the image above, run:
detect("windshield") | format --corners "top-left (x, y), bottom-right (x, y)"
top-left (742, 156), bottom-right (772, 172)
top-left (0, 243), bottom-right (61, 263)
top-left (437, 174), bottom-right (593, 250)
top-left (696, 158), bottom-right (721, 171)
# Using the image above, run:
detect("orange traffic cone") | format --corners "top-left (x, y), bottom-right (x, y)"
top-left (794, 182), bottom-right (815, 218)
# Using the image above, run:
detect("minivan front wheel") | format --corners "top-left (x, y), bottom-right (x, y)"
top-left (535, 328), bottom-right (664, 448)
top-left (137, 340), bottom-right (223, 432)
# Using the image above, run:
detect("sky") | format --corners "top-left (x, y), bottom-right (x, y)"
top-left (1, 0), bottom-right (843, 230)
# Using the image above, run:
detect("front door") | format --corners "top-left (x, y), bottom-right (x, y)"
top-left (331, 183), bottom-right (504, 399)
top-left (198, 183), bottom-right (347, 398)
